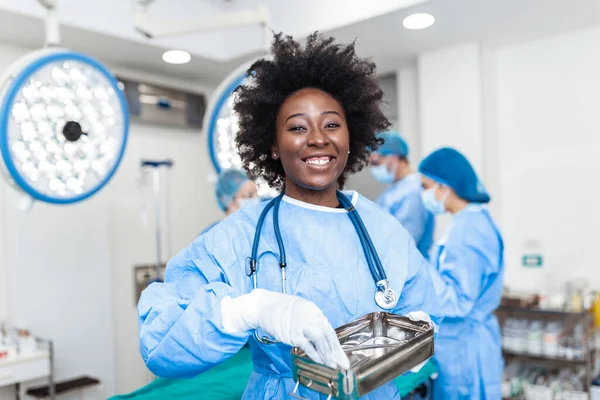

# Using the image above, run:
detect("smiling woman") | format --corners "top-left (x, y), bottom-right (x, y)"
top-left (137, 32), bottom-right (442, 400)
top-left (272, 87), bottom-right (350, 206)
top-left (234, 33), bottom-right (390, 206)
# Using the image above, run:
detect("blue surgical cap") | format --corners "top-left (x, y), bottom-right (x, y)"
top-left (418, 147), bottom-right (490, 203)
top-left (215, 169), bottom-right (250, 211)
top-left (376, 131), bottom-right (409, 158)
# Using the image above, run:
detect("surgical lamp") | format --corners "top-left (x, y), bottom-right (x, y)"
top-left (204, 60), bottom-right (253, 173)
top-left (0, 0), bottom-right (129, 208)
top-left (204, 60), bottom-right (279, 199)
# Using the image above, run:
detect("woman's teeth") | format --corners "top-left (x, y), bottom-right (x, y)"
top-left (305, 157), bottom-right (332, 165)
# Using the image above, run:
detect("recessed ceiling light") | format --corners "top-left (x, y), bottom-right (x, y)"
top-left (162, 50), bottom-right (191, 65)
top-left (402, 13), bottom-right (435, 30)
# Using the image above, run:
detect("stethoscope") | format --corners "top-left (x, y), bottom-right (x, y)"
top-left (245, 190), bottom-right (399, 345)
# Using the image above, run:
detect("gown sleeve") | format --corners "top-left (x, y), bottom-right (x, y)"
top-left (426, 215), bottom-right (500, 318)
top-left (390, 192), bottom-right (427, 246)
top-left (394, 235), bottom-right (443, 332)
top-left (137, 227), bottom-right (250, 378)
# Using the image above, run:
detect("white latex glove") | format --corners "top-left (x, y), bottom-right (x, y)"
top-left (407, 311), bottom-right (433, 373)
top-left (221, 289), bottom-right (350, 370)
top-left (407, 311), bottom-right (432, 326)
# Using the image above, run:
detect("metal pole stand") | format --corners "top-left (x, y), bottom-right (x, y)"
top-left (140, 159), bottom-right (173, 282)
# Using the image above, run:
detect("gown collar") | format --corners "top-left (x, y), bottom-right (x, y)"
top-left (282, 190), bottom-right (359, 213)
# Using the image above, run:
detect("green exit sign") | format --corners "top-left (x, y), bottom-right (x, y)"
top-left (522, 254), bottom-right (543, 268)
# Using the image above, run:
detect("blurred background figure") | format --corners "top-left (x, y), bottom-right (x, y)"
top-left (419, 147), bottom-right (504, 400)
top-left (370, 132), bottom-right (434, 258)
top-left (201, 169), bottom-right (259, 235)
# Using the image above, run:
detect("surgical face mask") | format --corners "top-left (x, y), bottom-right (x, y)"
top-left (371, 165), bottom-right (395, 184)
top-left (421, 186), bottom-right (447, 215)
top-left (237, 197), bottom-right (260, 209)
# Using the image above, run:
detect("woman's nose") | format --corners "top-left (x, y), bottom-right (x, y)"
top-left (307, 127), bottom-right (329, 147)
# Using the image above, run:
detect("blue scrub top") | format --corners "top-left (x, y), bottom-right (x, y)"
top-left (138, 191), bottom-right (442, 400)
top-left (376, 173), bottom-right (435, 258)
top-left (428, 204), bottom-right (504, 400)
top-left (199, 221), bottom-right (219, 237)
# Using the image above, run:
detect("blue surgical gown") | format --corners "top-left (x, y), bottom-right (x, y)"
top-left (428, 204), bottom-right (504, 400)
top-left (198, 221), bottom-right (219, 236)
top-left (376, 174), bottom-right (434, 258)
top-left (138, 191), bottom-right (442, 400)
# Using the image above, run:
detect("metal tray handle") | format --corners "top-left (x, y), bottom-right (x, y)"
top-left (290, 381), bottom-right (334, 400)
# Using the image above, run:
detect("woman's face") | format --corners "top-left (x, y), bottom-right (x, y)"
top-left (421, 176), bottom-right (447, 201)
top-left (369, 153), bottom-right (400, 173)
top-left (421, 176), bottom-right (437, 191)
top-left (227, 180), bottom-right (258, 214)
top-left (273, 88), bottom-right (350, 192)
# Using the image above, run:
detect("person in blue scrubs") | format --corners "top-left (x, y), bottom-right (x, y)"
top-left (200, 169), bottom-right (259, 235)
top-left (419, 147), bottom-right (504, 399)
top-left (138, 32), bottom-right (442, 400)
top-left (370, 132), bottom-right (434, 258)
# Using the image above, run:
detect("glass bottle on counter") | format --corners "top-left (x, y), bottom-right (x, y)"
top-left (543, 321), bottom-right (561, 357)
top-left (572, 323), bottom-right (585, 360)
top-left (528, 320), bottom-right (544, 355)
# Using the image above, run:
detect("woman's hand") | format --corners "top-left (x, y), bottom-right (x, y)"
top-left (221, 289), bottom-right (350, 370)
top-left (406, 311), bottom-right (434, 373)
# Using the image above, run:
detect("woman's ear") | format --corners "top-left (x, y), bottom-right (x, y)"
top-left (271, 144), bottom-right (279, 160)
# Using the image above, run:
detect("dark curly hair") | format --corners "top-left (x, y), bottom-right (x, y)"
top-left (234, 32), bottom-right (390, 189)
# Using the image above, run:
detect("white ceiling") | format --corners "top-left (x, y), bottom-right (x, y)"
top-left (0, 0), bottom-right (427, 62)
top-left (329, 0), bottom-right (600, 75)
top-left (0, 9), bottom-right (258, 84)
top-left (0, 0), bottom-right (599, 86)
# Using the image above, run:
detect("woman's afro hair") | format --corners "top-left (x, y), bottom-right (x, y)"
top-left (233, 32), bottom-right (390, 189)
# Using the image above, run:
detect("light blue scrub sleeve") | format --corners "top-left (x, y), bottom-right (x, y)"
top-left (427, 227), bottom-right (487, 318)
top-left (395, 241), bottom-right (443, 331)
top-left (137, 232), bottom-right (250, 378)
top-left (390, 192), bottom-right (426, 245)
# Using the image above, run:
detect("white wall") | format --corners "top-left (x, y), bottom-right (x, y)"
top-left (411, 27), bottom-right (600, 296)
top-left (377, 74), bottom-right (398, 126)
top-left (0, 44), bottom-right (33, 325)
top-left (418, 43), bottom-right (485, 173)
top-left (1, 185), bottom-right (116, 398)
top-left (417, 43), bottom-right (491, 237)
top-left (397, 65), bottom-right (422, 163)
top-left (0, 43), bottom-right (217, 398)
top-left (495, 26), bottom-right (600, 294)
top-left (105, 123), bottom-right (220, 394)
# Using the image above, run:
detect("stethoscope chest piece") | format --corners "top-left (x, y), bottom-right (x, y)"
top-left (375, 288), bottom-right (399, 310)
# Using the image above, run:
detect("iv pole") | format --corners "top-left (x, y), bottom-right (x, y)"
top-left (141, 159), bottom-right (173, 282)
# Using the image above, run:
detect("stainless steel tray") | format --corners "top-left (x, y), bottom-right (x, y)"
top-left (291, 312), bottom-right (434, 399)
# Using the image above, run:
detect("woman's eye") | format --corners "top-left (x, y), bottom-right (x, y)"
top-left (288, 125), bottom-right (305, 132)
top-left (325, 123), bottom-right (340, 129)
